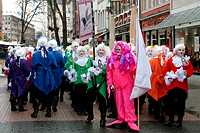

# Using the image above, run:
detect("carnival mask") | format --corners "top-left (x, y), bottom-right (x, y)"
top-left (176, 48), bottom-right (185, 57)
top-left (147, 49), bottom-right (153, 57)
top-left (79, 50), bottom-right (85, 57)
top-left (116, 45), bottom-right (121, 55)
top-left (73, 45), bottom-right (78, 51)
top-left (98, 48), bottom-right (105, 57)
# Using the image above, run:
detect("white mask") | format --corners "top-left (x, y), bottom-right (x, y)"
top-left (116, 45), bottom-right (121, 55)
top-left (176, 48), bottom-right (185, 57)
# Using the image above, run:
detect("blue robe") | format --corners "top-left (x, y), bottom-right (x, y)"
top-left (51, 51), bottom-right (65, 90)
top-left (9, 57), bottom-right (30, 97)
top-left (31, 50), bottom-right (57, 95)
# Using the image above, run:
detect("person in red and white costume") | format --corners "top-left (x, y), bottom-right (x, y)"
top-left (163, 43), bottom-right (194, 127)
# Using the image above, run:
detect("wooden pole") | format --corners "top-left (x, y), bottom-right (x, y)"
top-left (137, 97), bottom-right (140, 129)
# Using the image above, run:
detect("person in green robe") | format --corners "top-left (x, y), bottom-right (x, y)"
top-left (70, 46), bottom-right (91, 115)
top-left (85, 43), bottom-right (108, 127)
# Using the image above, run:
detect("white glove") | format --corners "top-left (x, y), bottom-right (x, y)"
top-left (164, 70), bottom-right (177, 86)
top-left (81, 73), bottom-right (88, 83)
top-left (92, 60), bottom-right (98, 67)
top-left (94, 68), bottom-right (102, 76)
top-left (64, 70), bottom-right (69, 77)
top-left (175, 67), bottom-right (186, 82)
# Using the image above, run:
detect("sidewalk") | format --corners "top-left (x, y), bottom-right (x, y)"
top-left (185, 84), bottom-right (200, 118)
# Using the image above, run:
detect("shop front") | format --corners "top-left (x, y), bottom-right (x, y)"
top-left (157, 6), bottom-right (200, 73)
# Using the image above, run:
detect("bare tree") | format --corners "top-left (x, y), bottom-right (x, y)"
top-left (16, 0), bottom-right (44, 44)
top-left (47, 0), bottom-right (68, 48)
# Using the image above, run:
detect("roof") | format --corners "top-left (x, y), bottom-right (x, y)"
top-left (156, 6), bottom-right (200, 29)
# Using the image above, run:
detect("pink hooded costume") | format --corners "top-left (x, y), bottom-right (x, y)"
top-left (106, 41), bottom-right (139, 131)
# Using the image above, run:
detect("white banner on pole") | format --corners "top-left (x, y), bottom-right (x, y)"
top-left (78, 0), bottom-right (93, 42)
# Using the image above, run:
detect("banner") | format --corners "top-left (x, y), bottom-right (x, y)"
top-left (130, 15), bottom-right (152, 100)
top-left (78, 0), bottom-right (93, 41)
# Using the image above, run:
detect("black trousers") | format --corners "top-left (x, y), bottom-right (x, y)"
top-left (86, 87), bottom-right (107, 118)
top-left (167, 87), bottom-right (187, 119)
top-left (74, 83), bottom-right (87, 112)
top-left (31, 84), bottom-right (51, 111)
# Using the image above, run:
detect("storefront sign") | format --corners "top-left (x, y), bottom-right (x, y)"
top-left (194, 36), bottom-right (199, 52)
top-left (180, 37), bottom-right (184, 44)
top-left (176, 38), bottom-right (179, 45)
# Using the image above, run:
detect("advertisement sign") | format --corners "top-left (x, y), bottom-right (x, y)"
top-left (78, 0), bottom-right (93, 41)
top-left (194, 36), bottom-right (199, 52)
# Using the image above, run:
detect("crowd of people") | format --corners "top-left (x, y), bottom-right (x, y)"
top-left (4, 36), bottom-right (194, 132)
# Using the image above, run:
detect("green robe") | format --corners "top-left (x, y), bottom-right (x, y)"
top-left (65, 50), bottom-right (78, 70)
top-left (87, 58), bottom-right (107, 99)
top-left (74, 58), bottom-right (91, 85)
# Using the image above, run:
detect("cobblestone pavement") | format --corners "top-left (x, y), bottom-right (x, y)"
top-left (0, 76), bottom-right (200, 133)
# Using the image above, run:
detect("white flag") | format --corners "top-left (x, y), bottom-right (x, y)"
top-left (130, 15), bottom-right (152, 100)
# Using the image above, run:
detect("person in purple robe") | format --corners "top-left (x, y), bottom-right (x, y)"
top-left (8, 48), bottom-right (30, 112)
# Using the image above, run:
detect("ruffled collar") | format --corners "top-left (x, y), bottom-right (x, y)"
top-left (172, 55), bottom-right (183, 67)
top-left (75, 56), bottom-right (88, 66)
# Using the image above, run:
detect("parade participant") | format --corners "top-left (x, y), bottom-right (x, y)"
top-left (106, 41), bottom-right (139, 132)
top-left (65, 46), bottom-right (90, 115)
top-left (4, 46), bottom-right (14, 79)
top-left (65, 41), bottom-right (79, 109)
top-left (161, 45), bottom-right (170, 58)
top-left (84, 45), bottom-right (90, 58)
top-left (89, 47), bottom-right (94, 59)
top-left (164, 43), bottom-right (194, 127)
top-left (148, 46), bottom-right (167, 120)
top-left (85, 43), bottom-right (108, 127)
top-left (165, 52), bottom-right (174, 60)
top-left (47, 39), bottom-right (65, 112)
top-left (131, 46), bottom-right (136, 57)
top-left (8, 48), bottom-right (30, 111)
top-left (30, 37), bottom-right (57, 118)
top-left (146, 46), bottom-right (153, 59)
top-left (57, 46), bottom-right (68, 101)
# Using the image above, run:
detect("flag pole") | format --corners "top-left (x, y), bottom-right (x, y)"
top-left (137, 97), bottom-right (140, 129)
top-left (91, 0), bottom-right (95, 60)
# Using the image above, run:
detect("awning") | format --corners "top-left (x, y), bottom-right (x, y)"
top-left (156, 6), bottom-right (200, 29)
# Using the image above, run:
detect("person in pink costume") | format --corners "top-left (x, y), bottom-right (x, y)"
top-left (106, 41), bottom-right (139, 132)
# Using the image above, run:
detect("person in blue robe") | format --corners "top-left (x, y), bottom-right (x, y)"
top-left (30, 37), bottom-right (57, 118)
top-left (8, 48), bottom-right (30, 112)
top-left (47, 39), bottom-right (65, 112)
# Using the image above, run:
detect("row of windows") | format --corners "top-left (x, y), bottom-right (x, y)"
top-left (3, 22), bottom-right (10, 25)
top-left (3, 16), bottom-right (11, 20)
top-left (143, 0), bottom-right (169, 11)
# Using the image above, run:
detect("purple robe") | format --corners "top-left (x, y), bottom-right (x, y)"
top-left (9, 57), bottom-right (30, 97)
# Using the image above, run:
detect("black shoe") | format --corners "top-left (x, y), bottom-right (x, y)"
top-left (45, 112), bottom-right (51, 117)
top-left (107, 112), bottom-right (117, 118)
top-left (85, 115), bottom-right (94, 123)
top-left (127, 126), bottom-right (139, 132)
top-left (39, 106), bottom-right (46, 111)
top-left (19, 108), bottom-right (28, 112)
top-left (11, 107), bottom-right (18, 111)
top-left (52, 107), bottom-right (57, 112)
top-left (164, 119), bottom-right (174, 126)
top-left (175, 120), bottom-right (182, 127)
top-left (77, 111), bottom-right (82, 115)
top-left (30, 112), bottom-right (38, 118)
top-left (115, 122), bottom-right (127, 129)
top-left (100, 119), bottom-right (106, 127)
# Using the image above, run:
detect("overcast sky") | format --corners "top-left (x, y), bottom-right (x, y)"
top-left (2, 0), bottom-right (47, 31)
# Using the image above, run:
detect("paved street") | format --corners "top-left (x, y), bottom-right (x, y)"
top-left (0, 76), bottom-right (200, 133)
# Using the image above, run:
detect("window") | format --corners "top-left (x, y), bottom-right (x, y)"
top-left (8, 17), bottom-right (10, 20)
top-left (159, 0), bottom-right (162, 4)
top-left (5, 22), bottom-right (7, 25)
top-left (68, 7), bottom-right (70, 12)
top-left (5, 17), bottom-right (7, 20)
top-left (68, 18), bottom-right (70, 25)
top-left (151, 0), bottom-right (154, 7)
top-left (8, 22), bottom-right (10, 25)
top-left (5, 28), bottom-right (7, 30)
top-left (8, 33), bottom-right (10, 36)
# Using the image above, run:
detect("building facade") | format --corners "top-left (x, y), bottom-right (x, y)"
top-left (140, 0), bottom-right (170, 48)
top-left (157, 0), bottom-right (200, 73)
top-left (0, 0), bottom-right (2, 40)
top-left (2, 15), bottom-right (35, 46)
